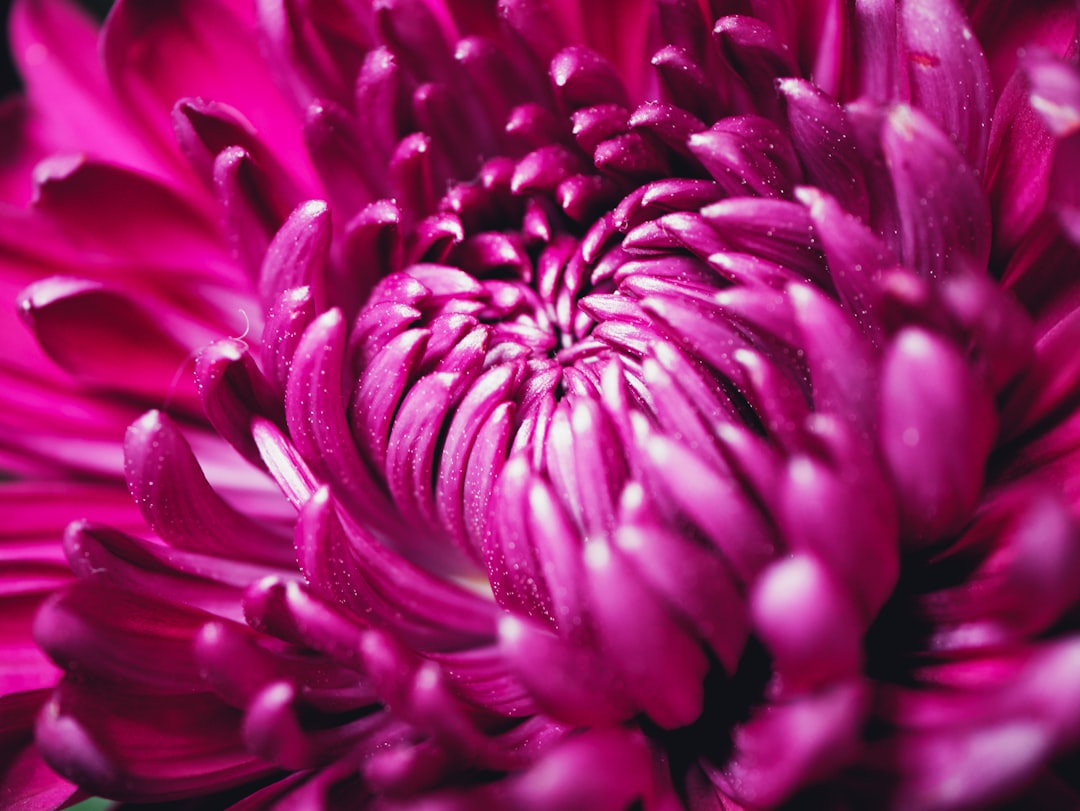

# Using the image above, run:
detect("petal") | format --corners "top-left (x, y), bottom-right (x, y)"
top-left (505, 727), bottom-right (654, 811)
top-left (295, 488), bottom-right (496, 651)
top-left (639, 426), bottom-right (775, 584)
top-left (196, 339), bottom-right (289, 470)
top-left (256, 0), bottom-right (375, 112)
top-left (36, 680), bottom-right (270, 803)
top-left (1004, 306), bottom-right (1080, 438)
top-left (285, 309), bottom-right (397, 532)
top-left (614, 488), bottom-right (748, 673)
top-left (501, 613), bottom-right (635, 730)
top-left (62, 521), bottom-right (263, 621)
top-left (17, 277), bottom-right (203, 412)
top-left (0, 734), bottom-right (81, 811)
top-left (900, 0), bottom-right (992, 169)
top-left (881, 105), bottom-right (992, 279)
top-left (33, 579), bottom-right (212, 692)
top-left (258, 199), bottom-right (331, 308)
top-left (688, 116), bottom-right (801, 199)
top-left (101, 0), bottom-right (305, 169)
top-left (214, 146), bottom-right (288, 280)
top-left (750, 555), bottom-right (863, 694)
top-left (879, 328), bottom-right (997, 545)
top-left (26, 156), bottom-right (232, 278)
top-left (708, 680), bottom-right (870, 808)
top-left (780, 79), bottom-right (870, 220)
top-left (788, 282), bottom-right (879, 433)
top-left (986, 72), bottom-right (1056, 260)
top-left (10, 0), bottom-right (177, 178)
top-left (124, 411), bottom-right (293, 565)
top-left (779, 448), bottom-right (899, 620)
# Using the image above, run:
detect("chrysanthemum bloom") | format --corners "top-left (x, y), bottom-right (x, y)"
top-left (4, 0), bottom-right (1080, 808)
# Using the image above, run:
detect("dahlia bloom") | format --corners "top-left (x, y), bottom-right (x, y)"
top-left (3, 0), bottom-right (1080, 808)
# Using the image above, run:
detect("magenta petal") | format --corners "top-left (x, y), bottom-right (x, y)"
top-left (925, 490), bottom-right (1080, 647)
top-left (26, 156), bottom-right (230, 276)
top-left (880, 328), bottom-right (998, 545)
top-left (352, 329), bottom-right (428, 475)
top-left (17, 277), bottom-right (202, 412)
top-left (62, 521), bottom-right (267, 621)
top-left (389, 132), bottom-right (439, 225)
top-left (172, 97), bottom-right (316, 201)
top-left (257, 0), bottom-right (374, 113)
top-left (688, 116), bottom-right (801, 199)
top-left (9, 0), bottom-right (174, 178)
top-left (295, 488), bottom-right (496, 651)
top-left (33, 579), bottom-right (211, 692)
top-left (242, 681), bottom-right (390, 770)
top-left (196, 339), bottom-right (289, 470)
top-left (584, 537), bottom-right (709, 729)
top-left (258, 199), bottom-right (331, 307)
top-left (780, 80), bottom-right (870, 220)
top-left (881, 105), bottom-right (992, 279)
top-left (124, 410), bottom-right (293, 565)
top-left (353, 45), bottom-right (409, 156)
top-left (36, 680), bottom-right (269, 803)
top-left (900, 0), bottom-right (992, 169)
top-left (102, 0), bottom-right (305, 169)
top-left (779, 449), bottom-right (899, 621)
top-left (651, 44), bottom-right (724, 124)
top-left (504, 727), bottom-right (654, 811)
top-left (496, 0), bottom-right (567, 67)
top-left (243, 577), bottom-right (367, 670)
top-left (796, 186), bottom-right (896, 340)
top-left (486, 457), bottom-right (584, 628)
top-left (341, 200), bottom-right (404, 303)
top-left (788, 282), bottom-right (878, 433)
top-left (986, 72), bottom-right (1056, 259)
top-left (194, 620), bottom-right (376, 714)
top-left (550, 46), bottom-right (629, 111)
top-left (260, 285), bottom-right (317, 397)
top-left (544, 398), bottom-right (628, 539)
top-left (1004, 306), bottom-right (1080, 437)
top-left (214, 146), bottom-right (287, 279)
top-left (711, 15), bottom-right (798, 119)
top-left (710, 680), bottom-right (869, 809)
top-left (939, 271), bottom-right (1034, 394)
top-left (628, 101), bottom-right (707, 160)
top-left (852, 0), bottom-right (899, 102)
top-left (699, 198), bottom-right (828, 285)
top-left (373, 0), bottom-right (455, 84)
top-left (251, 417), bottom-right (320, 510)
top-left (285, 309), bottom-right (396, 531)
top-left (436, 365), bottom-right (517, 557)
top-left (639, 427), bottom-right (774, 583)
top-left (0, 583), bottom-right (64, 695)
top-left (385, 370), bottom-right (480, 540)
top-left (750, 555), bottom-right (862, 694)
top-left (304, 99), bottom-right (384, 223)
top-left (614, 496), bottom-right (747, 673)
top-left (0, 739), bottom-right (81, 811)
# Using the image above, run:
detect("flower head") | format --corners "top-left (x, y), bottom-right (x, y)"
top-left (4, 0), bottom-right (1080, 809)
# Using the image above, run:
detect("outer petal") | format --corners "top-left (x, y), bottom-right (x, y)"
top-left (36, 679), bottom-right (272, 803)
top-left (10, 0), bottom-right (179, 179)
top-left (101, 0), bottom-right (307, 173)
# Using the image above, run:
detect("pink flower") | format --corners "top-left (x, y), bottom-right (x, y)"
top-left (3, 0), bottom-right (1080, 808)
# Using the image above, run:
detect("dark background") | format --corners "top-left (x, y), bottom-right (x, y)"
top-left (1, 0), bottom-right (113, 96)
